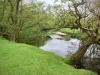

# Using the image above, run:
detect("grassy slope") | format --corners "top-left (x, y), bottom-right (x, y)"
top-left (0, 37), bottom-right (97, 75)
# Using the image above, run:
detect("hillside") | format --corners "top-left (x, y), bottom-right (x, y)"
top-left (0, 36), bottom-right (97, 75)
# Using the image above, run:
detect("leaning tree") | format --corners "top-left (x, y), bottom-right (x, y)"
top-left (55, 0), bottom-right (100, 65)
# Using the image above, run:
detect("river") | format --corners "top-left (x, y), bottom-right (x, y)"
top-left (40, 34), bottom-right (80, 58)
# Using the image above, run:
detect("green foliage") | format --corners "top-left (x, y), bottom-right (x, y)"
top-left (77, 33), bottom-right (89, 40)
top-left (0, 0), bottom-right (56, 42)
top-left (0, 37), bottom-right (97, 75)
top-left (53, 9), bottom-right (76, 29)
top-left (19, 2), bottom-right (55, 42)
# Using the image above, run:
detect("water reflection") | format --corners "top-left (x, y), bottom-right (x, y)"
top-left (40, 34), bottom-right (80, 58)
top-left (83, 44), bottom-right (100, 74)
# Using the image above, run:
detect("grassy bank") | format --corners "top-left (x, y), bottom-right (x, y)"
top-left (60, 28), bottom-right (80, 34)
top-left (60, 28), bottom-right (89, 40)
top-left (0, 36), bottom-right (97, 75)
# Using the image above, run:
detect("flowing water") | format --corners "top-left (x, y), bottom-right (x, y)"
top-left (40, 34), bottom-right (80, 58)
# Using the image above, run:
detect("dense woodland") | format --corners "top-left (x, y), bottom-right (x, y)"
top-left (0, 0), bottom-right (100, 74)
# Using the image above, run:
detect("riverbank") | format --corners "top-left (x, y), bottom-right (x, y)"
top-left (60, 28), bottom-right (80, 34)
top-left (60, 28), bottom-right (88, 39)
top-left (0, 36), bottom-right (97, 75)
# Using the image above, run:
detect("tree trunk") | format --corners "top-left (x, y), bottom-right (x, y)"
top-left (7, 0), bottom-right (21, 42)
top-left (70, 35), bottom-right (100, 68)
top-left (71, 39), bottom-right (93, 65)
top-left (10, 26), bottom-right (20, 42)
top-left (10, 34), bottom-right (16, 42)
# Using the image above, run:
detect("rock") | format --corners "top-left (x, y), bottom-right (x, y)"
top-left (55, 31), bottom-right (66, 36)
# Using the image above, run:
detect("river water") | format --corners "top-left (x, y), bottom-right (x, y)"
top-left (40, 34), bottom-right (80, 58)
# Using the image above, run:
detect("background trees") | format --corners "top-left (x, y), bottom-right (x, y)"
top-left (0, 0), bottom-right (55, 42)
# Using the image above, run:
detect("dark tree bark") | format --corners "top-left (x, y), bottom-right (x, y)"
top-left (71, 40), bottom-right (92, 64)
top-left (71, 36), bottom-right (100, 65)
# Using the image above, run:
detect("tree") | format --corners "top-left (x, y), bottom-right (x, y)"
top-left (55, 0), bottom-right (100, 65)
top-left (7, 0), bottom-right (23, 42)
top-left (52, 3), bottom-right (76, 30)
top-left (0, 0), bottom-right (54, 42)
top-left (16, 1), bottom-right (57, 44)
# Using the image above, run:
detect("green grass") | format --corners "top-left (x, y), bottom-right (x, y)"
top-left (60, 28), bottom-right (89, 40)
top-left (60, 28), bottom-right (80, 34)
top-left (0, 37), bottom-right (97, 75)
top-left (63, 57), bottom-right (72, 65)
